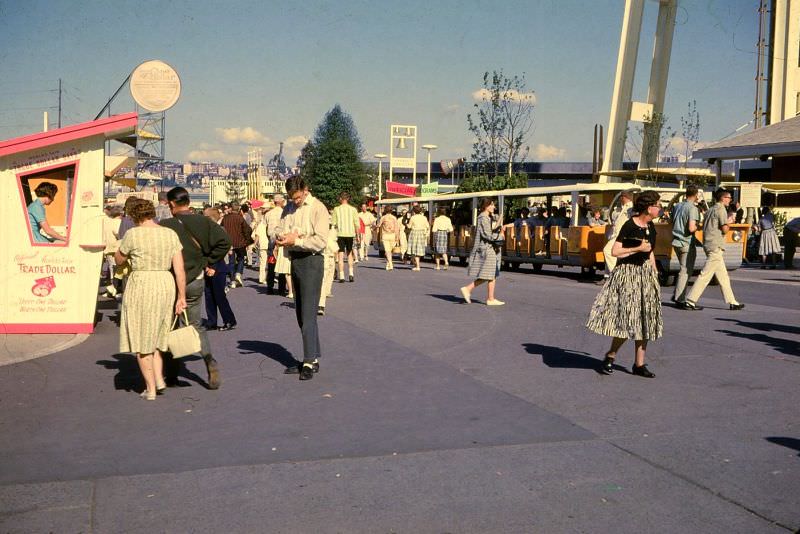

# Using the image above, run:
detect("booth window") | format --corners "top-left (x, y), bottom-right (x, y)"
top-left (18, 163), bottom-right (76, 246)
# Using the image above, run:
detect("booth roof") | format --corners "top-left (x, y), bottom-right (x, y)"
top-left (0, 112), bottom-right (138, 158)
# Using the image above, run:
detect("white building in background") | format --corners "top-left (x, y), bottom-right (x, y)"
top-left (769, 0), bottom-right (800, 123)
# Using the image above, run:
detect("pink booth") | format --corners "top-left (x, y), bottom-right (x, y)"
top-left (0, 113), bottom-right (138, 333)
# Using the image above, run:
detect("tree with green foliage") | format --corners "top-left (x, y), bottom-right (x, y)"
top-left (467, 71), bottom-right (535, 178)
top-left (301, 105), bottom-right (367, 208)
top-left (455, 172), bottom-right (529, 220)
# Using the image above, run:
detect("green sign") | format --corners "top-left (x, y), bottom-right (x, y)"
top-left (420, 182), bottom-right (439, 197)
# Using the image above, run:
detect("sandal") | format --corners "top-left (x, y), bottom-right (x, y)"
top-left (599, 355), bottom-right (615, 375)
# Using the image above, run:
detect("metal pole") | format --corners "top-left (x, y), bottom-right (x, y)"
top-left (426, 150), bottom-right (431, 184)
top-left (58, 78), bottom-right (62, 129)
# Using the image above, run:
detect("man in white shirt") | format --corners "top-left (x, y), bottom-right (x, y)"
top-left (331, 192), bottom-right (359, 282)
top-left (275, 176), bottom-right (330, 381)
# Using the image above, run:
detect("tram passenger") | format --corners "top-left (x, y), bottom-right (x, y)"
top-left (587, 190), bottom-right (663, 378)
top-left (460, 199), bottom-right (511, 306)
top-left (587, 207), bottom-right (604, 227)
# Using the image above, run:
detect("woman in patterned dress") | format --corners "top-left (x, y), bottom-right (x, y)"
top-left (431, 206), bottom-right (454, 270)
top-left (460, 199), bottom-right (509, 305)
top-left (407, 205), bottom-right (430, 271)
top-left (116, 198), bottom-right (187, 400)
top-left (587, 190), bottom-right (663, 378)
top-left (757, 206), bottom-right (781, 269)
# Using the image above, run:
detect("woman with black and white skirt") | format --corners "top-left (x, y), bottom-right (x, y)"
top-left (587, 190), bottom-right (663, 378)
top-left (757, 206), bottom-right (781, 269)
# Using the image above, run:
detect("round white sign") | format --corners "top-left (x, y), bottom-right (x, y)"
top-left (129, 60), bottom-right (181, 112)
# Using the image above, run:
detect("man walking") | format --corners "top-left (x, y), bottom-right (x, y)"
top-left (161, 187), bottom-right (231, 389)
top-left (275, 176), bottom-right (330, 380)
top-left (357, 202), bottom-right (376, 262)
top-left (332, 192), bottom-right (359, 282)
top-left (684, 188), bottom-right (745, 311)
top-left (672, 184), bottom-right (702, 308)
top-left (221, 203), bottom-right (253, 288)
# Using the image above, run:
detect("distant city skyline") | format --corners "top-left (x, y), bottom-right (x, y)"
top-left (1, 1), bottom-right (760, 165)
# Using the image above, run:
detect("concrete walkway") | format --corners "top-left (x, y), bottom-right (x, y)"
top-left (1, 257), bottom-right (798, 533)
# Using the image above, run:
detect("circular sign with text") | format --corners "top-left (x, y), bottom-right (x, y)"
top-left (129, 60), bottom-right (181, 112)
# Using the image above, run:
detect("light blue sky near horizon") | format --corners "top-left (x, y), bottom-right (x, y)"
top-left (0, 0), bottom-right (760, 165)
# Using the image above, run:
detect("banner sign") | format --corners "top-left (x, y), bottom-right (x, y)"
top-left (391, 157), bottom-right (415, 169)
top-left (420, 182), bottom-right (439, 197)
top-left (385, 181), bottom-right (418, 197)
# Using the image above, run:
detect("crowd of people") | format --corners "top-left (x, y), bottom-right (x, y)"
top-left (96, 180), bottom-right (798, 398)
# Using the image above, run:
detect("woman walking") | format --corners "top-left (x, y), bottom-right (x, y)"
top-left (757, 206), bottom-right (781, 269)
top-left (407, 205), bottom-right (430, 271)
top-left (431, 206), bottom-right (454, 270)
top-left (587, 190), bottom-right (663, 378)
top-left (116, 198), bottom-right (187, 400)
top-left (460, 199), bottom-right (508, 305)
top-left (378, 205), bottom-right (399, 270)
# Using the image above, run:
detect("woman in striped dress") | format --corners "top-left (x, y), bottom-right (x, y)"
top-left (460, 199), bottom-right (509, 305)
top-left (587, 190), bottom-right (662, 378)
top-left (757, 206), bottom-right (781, 269)
top-left (407, 205), bottom-right (430, 271)
top-left (116, 198), bottom-right (187, 400)
top-left (431, 206), bottom-right (454, 270)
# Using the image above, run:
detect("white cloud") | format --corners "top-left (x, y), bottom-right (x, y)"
top-left (282, 135), bottom-right (309, 161)
top-left (444, 104), bottom-right (460, 114)
top-left (215, 126), bottom-right (271, 145)
top-left (471, 88), bottom-right (536, 104)
top-left (534, 143), bottom-right (566, 161)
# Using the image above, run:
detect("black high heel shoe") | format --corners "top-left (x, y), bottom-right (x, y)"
top-left (599, 356), bottom-right (615, 375)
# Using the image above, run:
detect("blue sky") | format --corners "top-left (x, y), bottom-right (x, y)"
top-left (0, 0), bottom-right (759, 165)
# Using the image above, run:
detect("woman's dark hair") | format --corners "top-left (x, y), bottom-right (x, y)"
top-left (760, 206), bottom-right (771, 216)
top-left (383, 205), bottom-right (393, 215)
top-left (128, 198), bottom-right (156, 224)
top-left (478, 198), bottom-right (494, 212)
top-left (240, 204), bottom-right (250, 214)
top-left (633, 190), bottom-right (661, 214)
top-left (106, 204), bottom-right (124, 218)
top-left (34, 182), bottom-right (58, 200)
top-left (167, 186), bottom-right (191, 206)
top-left (285, 175), bottom-right (307, 195)
top-left (437, 205), bottom-right (448, 217)
top-left (412, 205), bottom-right (422, 215)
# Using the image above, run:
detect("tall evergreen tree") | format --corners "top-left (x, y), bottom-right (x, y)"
top-left (303, 105), bottom-right (367, 207)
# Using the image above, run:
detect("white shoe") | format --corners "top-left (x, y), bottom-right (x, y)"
top-left (486, 299), bottom-right (505, 306)
top-left (460, 287), bottom-right (471, 304)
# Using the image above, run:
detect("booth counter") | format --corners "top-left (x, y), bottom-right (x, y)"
top-left (0, 113), bottom-right (138, 333)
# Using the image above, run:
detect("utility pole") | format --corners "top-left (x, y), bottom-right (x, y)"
top-left (58, 78), bottom-right (62, 128)
top-left (754, 0), bottom-right (769, 129)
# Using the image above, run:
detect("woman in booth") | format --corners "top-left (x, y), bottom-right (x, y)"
top-left (116, 198), bottom-right (187, 400)
top-left (460, 198), bottom-right (510, 305)
top-left (27, 182), bottom-right (67, 243)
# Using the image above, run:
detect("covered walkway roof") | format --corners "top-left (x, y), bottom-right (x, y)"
top-left (693, 115), bottom-right (800, 161)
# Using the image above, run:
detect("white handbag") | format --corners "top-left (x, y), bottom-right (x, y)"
top-left (166, 311), bottom-right (202, 358)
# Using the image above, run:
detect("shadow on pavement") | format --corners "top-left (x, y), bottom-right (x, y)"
top-left (716, 318), bottom-right (800, 336)
top-left (715, 329), bottom-right (800, 357)
top-left (427, 293), bottom-right (464, 304)
top-left (765, 437), bottom-right (800, 456)
top-left (96, 353), bottom-right (141, 392)
top-left (522, 343), bottom-right (625, 373)
top-left (237, 339), bottom-right (298, 369)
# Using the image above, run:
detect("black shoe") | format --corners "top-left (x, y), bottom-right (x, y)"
top-left (317, 306), bottom-right (325, 316)
top-left (677, 301), bottom-right (703, 311)
top-left (729, 303), bottom-right (745, 311)
top-left (632, 364), bottom-right (655, 378)
top-left (205, 325), bottom-right (219, 331)
top-left (219, 323), bottom-right (237, 331)
top-left (599, 356), bottom-right (614, 375)
top-left (284, 361), bottom-right (318, 374)
top-left (338, 278), bottom-right (345, 284)
top-left (299, 363), bottom-right (316, 380)
top-left (266, 288), bottom-right (275, 295)
top-left (349, 275), bottom-right (354, 282)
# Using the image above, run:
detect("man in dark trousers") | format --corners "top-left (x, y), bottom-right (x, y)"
top-left (275, 176), bottom-right (330, 380)
top-left (161, 187), bottom-right (231, 389)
